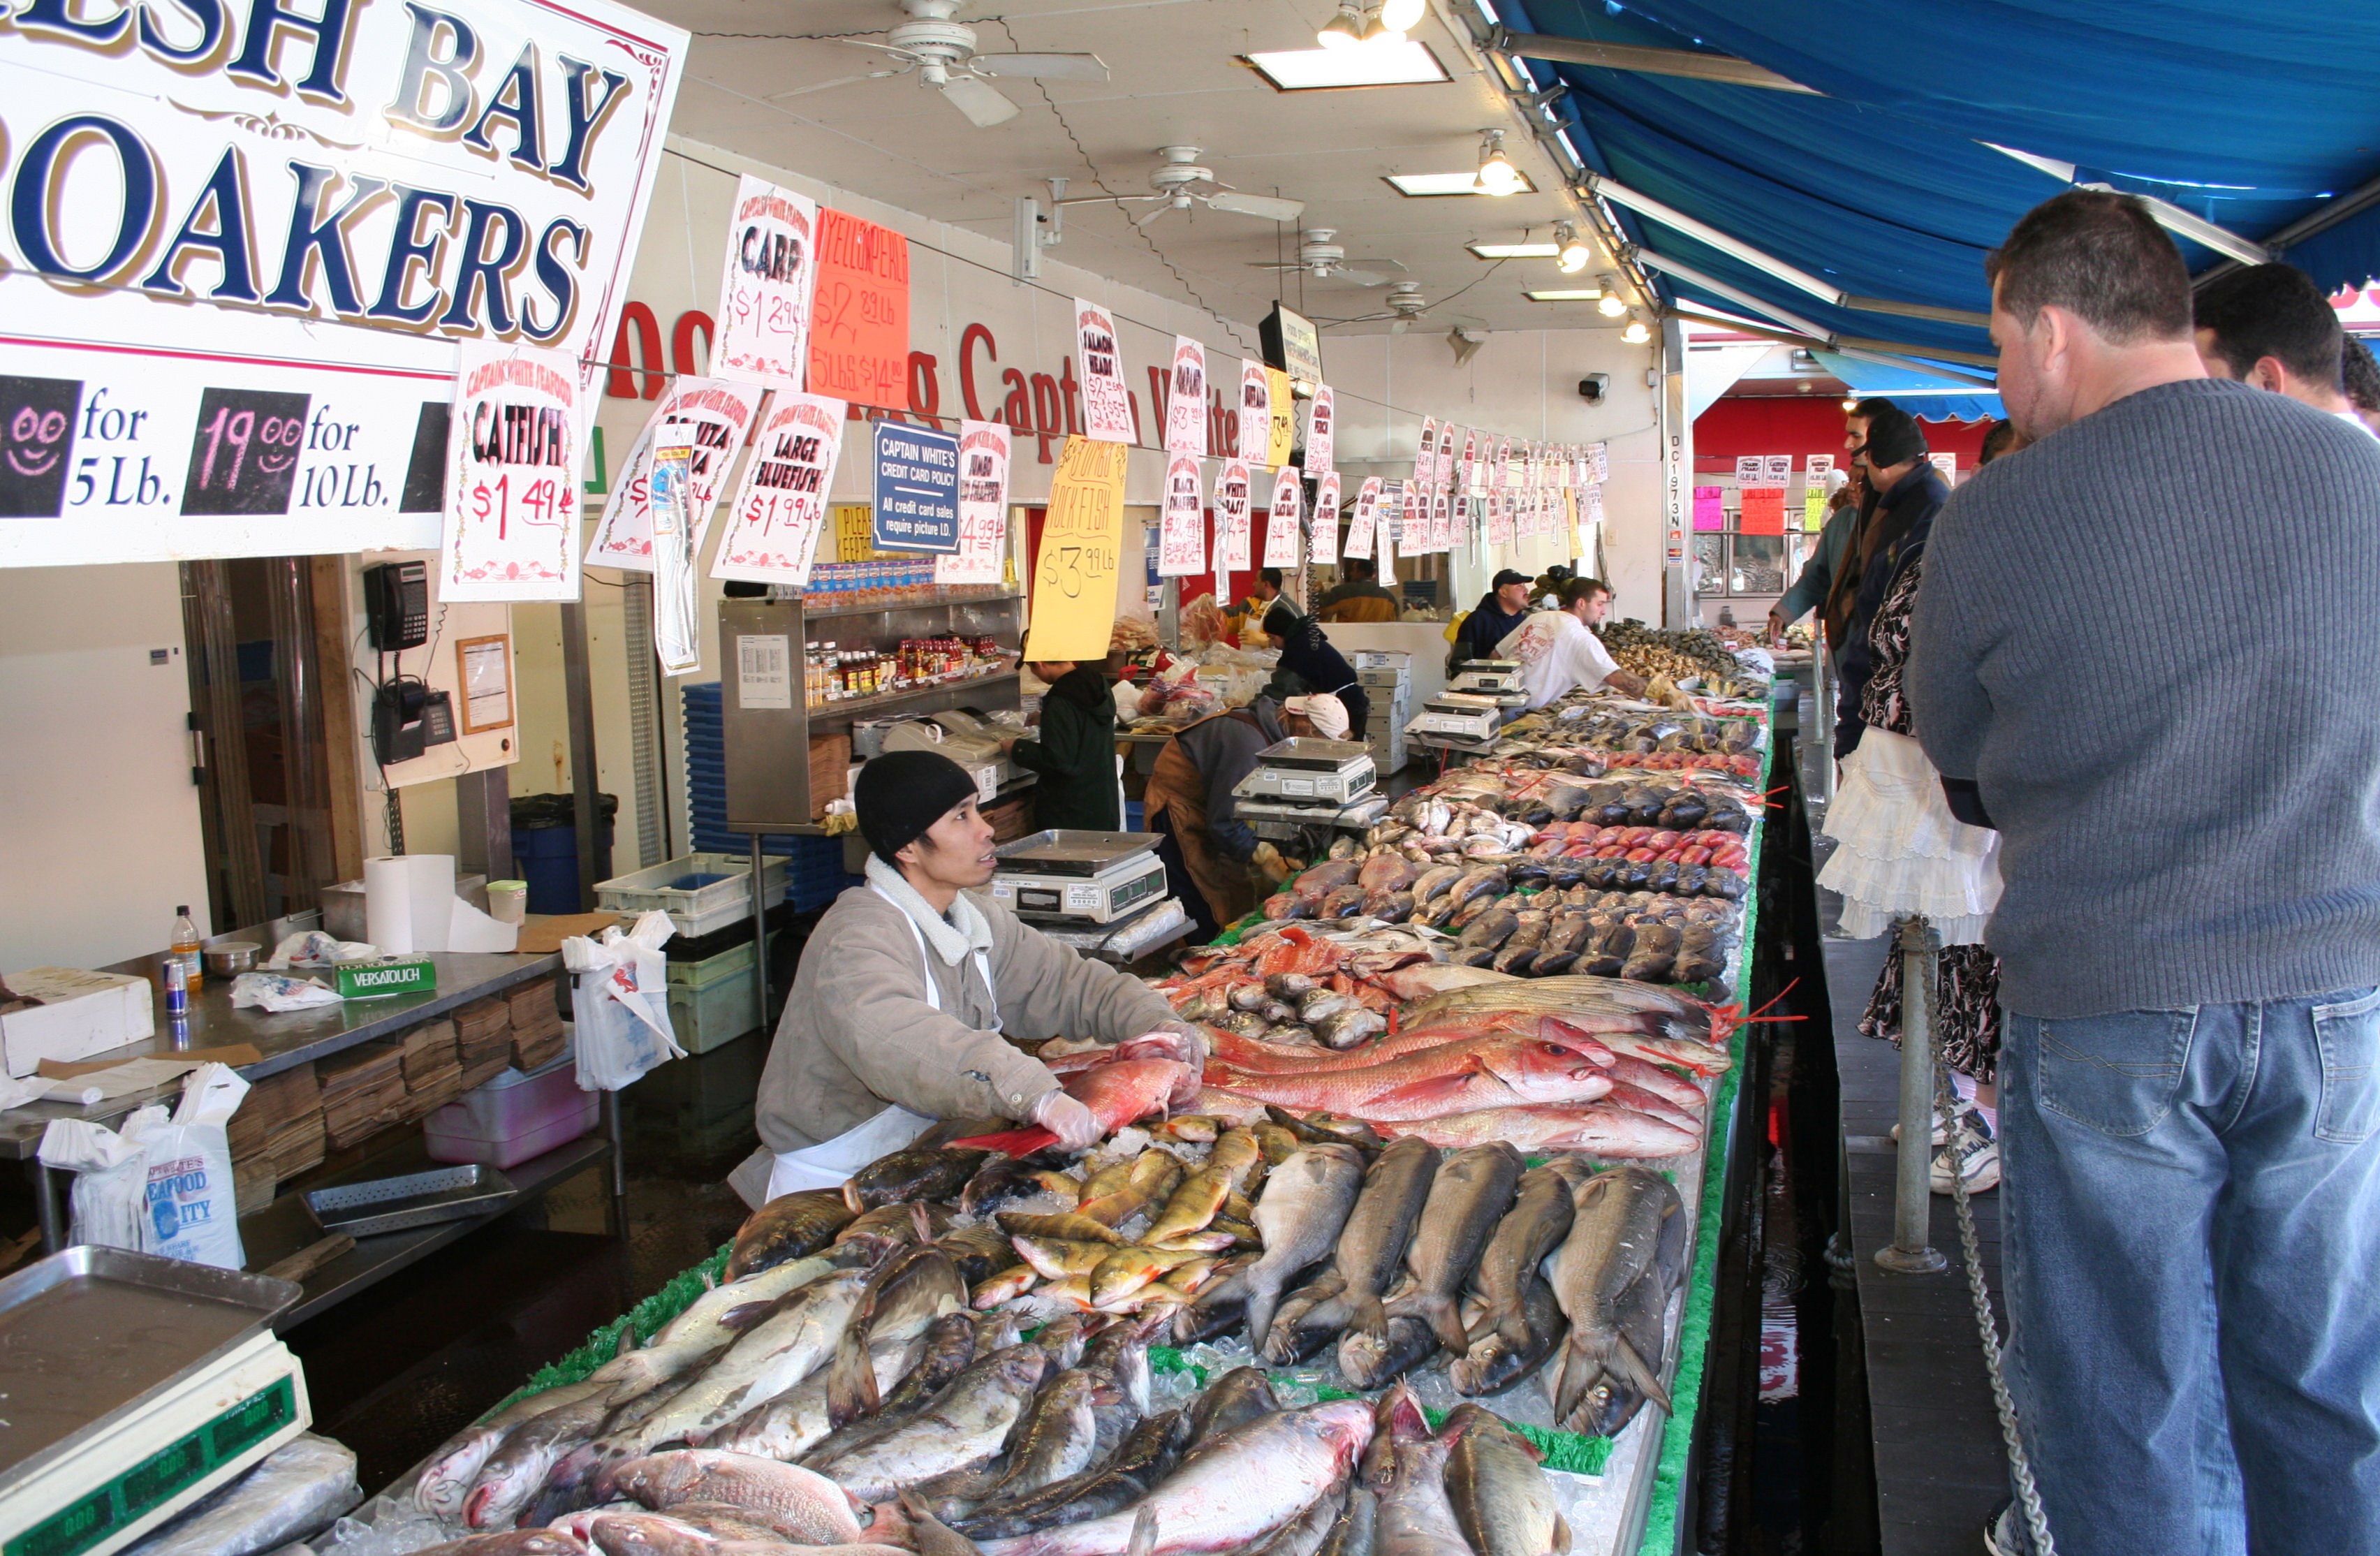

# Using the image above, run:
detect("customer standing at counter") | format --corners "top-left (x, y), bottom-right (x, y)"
top-left (728, 750), bottom-right (1198, 1205)
top-left (1910, 189), bottom-right (2380, 1556)
top-left (2193, 261), bottom-right (2377, 436)
top-left (1452, 569), bottom-right (1535, 665)
top-left (1832, 406), bottom-right (1945, 760)
top-left (1316, 558), bottom-right (1401, 622)
top-left (1005, 659), bottom-right (1119, 830)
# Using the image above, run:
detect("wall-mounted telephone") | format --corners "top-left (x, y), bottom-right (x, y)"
top-left (365, 561), bottom-right (428, 650)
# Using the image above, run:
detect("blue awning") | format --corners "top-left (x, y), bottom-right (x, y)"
top-left (1499, 0), bottom-right (2380, 339)
top-left (1814, 353), bottom-right (2005, 424)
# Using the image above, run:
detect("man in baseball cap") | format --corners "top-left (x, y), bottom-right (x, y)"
top-left (728, 749), bottom-right (1203, 1207)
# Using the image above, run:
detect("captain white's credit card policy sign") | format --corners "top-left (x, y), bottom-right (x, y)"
top-left (440, 344), bottom-right (584, 602)
top-left (0, 0), bottom-right (686, 567)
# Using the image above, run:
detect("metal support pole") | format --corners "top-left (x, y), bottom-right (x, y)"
top-left (749, 832), bottom-right (769, 1038)
top-left (455, 765), bottom-right (513, 885)
top-left (1813, 643), bottom-right (1835, 808)
top-left (1876, 916), bottom-right (1948, 1273)
top-left (30, 1160), bottom-right (64, 1254)
top-left (603, 1087), bottom-right (626, 1238)
top-left (559, 601), bottom-right (602, 911)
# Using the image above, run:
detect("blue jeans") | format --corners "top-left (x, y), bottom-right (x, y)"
top-left (1999, 991), bottom-right (2380, 1556)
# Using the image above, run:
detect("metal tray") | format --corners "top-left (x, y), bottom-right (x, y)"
top-left (994, 829), bottom-right (1161, 876)
top-left (0, 1246), bottom-right (300, 1480)
top-left (1252, 737), bottom-right (1371, 771)
top-left (302, 1164), bottom-right (517, 1238)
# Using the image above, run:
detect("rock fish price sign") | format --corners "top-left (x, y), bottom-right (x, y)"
top-left (0, 0), bottom-right (686, 568)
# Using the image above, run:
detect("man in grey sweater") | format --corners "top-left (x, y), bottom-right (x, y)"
top-left (1909, 191), bottom-right (2380, 1556)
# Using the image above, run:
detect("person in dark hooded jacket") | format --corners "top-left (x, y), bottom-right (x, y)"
top-left (1006, 661), bottom-right (1119, 830)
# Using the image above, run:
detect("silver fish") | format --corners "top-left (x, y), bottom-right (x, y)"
top-left (1250, 1471), bottom-right (1351, 1556)
top-left (1242, 1145), bottom-right (1368, 1351)
top-left (416, 1379), bottom-right (615, 1518)
top-left (1369, 1390), bottom-right (1467, 1556)
top-left (464, 1392), bottom-right (621, 1530)
top-left (1441, 1404), bottom-right (1568, 1556)
top-left (609, 1448), bottom-right (867, 1544)
top-left (1385, 1143), bottom-right (1524, 1354)
top-left (1549, 1166), bottom-right (1684, 1427)
top-left (828, 1248), bottom-right (967, 1425)
top-left (810, 1345), bottom-right (1051, 1502)
top-left (975, 1400), bottom-right (1376, 1556)
top-left (1337, 1136), bottom-right (1440, 1342)
top-left (594, 1270), bottom-right (869, 1480)
top-left (1448, 1275), bottom-right (1565, 1398)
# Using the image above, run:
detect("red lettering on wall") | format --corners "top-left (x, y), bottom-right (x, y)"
top-left (960, 323), bottom-right (999, 423)
top-left (671, 310), bottom-right (714, 378)
top-left (608, 302), bottom-right (663, 399)
top-left (909, 351), bottom-right (941, 418)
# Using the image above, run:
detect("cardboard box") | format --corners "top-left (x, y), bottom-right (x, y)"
top-left (0, 967), bottom-right (155, 1079)
top-left (1350, 649), bottom-right (1411, 670)
top-left (1356, 666), bottom-right (1412, 690)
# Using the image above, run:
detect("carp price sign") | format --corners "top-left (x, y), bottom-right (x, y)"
top-left (0, 0), bottom-right (686, 568)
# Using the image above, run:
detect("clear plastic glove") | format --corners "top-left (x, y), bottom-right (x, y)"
top-left (1031, 1089), bottom-right (1102, 1151)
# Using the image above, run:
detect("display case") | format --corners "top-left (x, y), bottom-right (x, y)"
top-left (717, 589), bottom-right (1027, 836)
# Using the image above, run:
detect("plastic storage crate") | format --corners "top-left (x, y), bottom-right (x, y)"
top-left (668, 941), bottom-right (767, 1054)
top-left (595, 853), bottom-right (788, 938)
top-left (424, 1051), bottom-right (600, 1169)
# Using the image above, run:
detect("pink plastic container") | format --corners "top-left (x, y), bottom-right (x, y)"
top-left (424, 1051), bottom-right (599, 1169)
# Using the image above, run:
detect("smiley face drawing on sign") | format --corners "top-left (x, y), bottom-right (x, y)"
top-left (0, 374), bottom-right (81, 518)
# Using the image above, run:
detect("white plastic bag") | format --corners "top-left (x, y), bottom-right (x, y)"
top-left (138, 1063), bottom-right (250, 1268)
top-left (563, 909), bottom-right (684, 1092)
top-left (38, 1108), bottom-right (166, 1252)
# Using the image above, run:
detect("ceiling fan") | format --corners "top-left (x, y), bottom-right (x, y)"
top-left (1323, 282), bottom-right (1434, 331)
top-left (1056, 147), bottom-right (1305, 226)
top-left (1249, 229), bottom-right (1408, 287)
top-left (767, 0), bottom-right (1108, 129)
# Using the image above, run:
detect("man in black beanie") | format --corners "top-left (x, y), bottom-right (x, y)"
top-left (1832, 404), bottom-right (1944, 758)
top-left (727, 748), bottom-right (1203, 1208)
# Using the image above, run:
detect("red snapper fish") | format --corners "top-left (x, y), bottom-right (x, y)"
top-left (1204, 1013), bottom-right (1675, 1079)
top-left (1207, 1036), bottom-right (1614, 1122)
top-left (948, 1059), bottom-right (1196, 1157)
top-left (1376, 1104), bottom-right (1700, 1158)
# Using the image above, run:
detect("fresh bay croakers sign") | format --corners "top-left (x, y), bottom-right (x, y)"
top-left (0, 0), bottom-right (686, 566)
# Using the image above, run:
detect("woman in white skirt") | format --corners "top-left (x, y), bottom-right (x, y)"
top-left (1818, 419), bottom-right (2025, 1191)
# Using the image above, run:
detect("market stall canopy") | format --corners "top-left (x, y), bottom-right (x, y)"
top-left (1812, 353), bottom-right (2004, 425)
top-left (1497, 0), bottom-right (2380, 362)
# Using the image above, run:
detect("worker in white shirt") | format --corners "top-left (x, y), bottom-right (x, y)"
top-left (1500, 577), bottom-right (1649, 710)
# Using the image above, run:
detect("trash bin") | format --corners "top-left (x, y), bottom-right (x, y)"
top-left (511, 792), bottom-right (618, 914)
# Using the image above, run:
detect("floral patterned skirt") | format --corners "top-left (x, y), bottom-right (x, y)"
top-left (1860, 932), bottom-right (2002, 1084)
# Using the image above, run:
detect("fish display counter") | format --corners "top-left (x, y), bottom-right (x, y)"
top-left (339, 677), bottom-right (1774, 1556)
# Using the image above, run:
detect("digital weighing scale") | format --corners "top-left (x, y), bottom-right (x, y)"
top-left (1231, 739), bottom-right (1377, 806)
top-left (989, 830), bottom-right (1169, 925)
top-left (1408, 691), bottom-right (1506, 744)
top-left (0, 1247), bottom-right (308, 1556)
top-left (1447, 661), bottom-right (1528, 707)
top-left (883, 711), bottom-right (1031, 802)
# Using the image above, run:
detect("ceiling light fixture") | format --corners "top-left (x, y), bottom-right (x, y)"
top-left (1525, 288), bottom-right (1603, 302)
top-left (1595, 275), bottom-right (1626, 316)
top-left (1476, 130), bottom-right (1525, 196)
top-left (1621, 311), bottom-right (1652, 344)
top-left (1316, 2), bottom-right (1365, 48)
top-left (1386, 168), bottom-right (1534, 196)
top-left (1555, 221), bottom-right (1592, 273)
top-left (1247, 39), bottom-right (1450, 88)
top-left (1842, 398), bottom-right (1859, 411)
top-left (1380, 0), bottom-right (1426, 31)
top-left (1468, 241), bottom-right (1559, 258)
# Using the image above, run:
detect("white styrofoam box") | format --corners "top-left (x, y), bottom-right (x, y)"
top-left (1356, 666), bottom-right (1412, 690)
top-left (0, 967), bottom-right (154, 1078)
top-left (1350, 649), bottom-right (1411, 670)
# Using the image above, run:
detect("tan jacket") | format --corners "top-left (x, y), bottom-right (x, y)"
top-left (728, 857), bottom-right (1187, 1204)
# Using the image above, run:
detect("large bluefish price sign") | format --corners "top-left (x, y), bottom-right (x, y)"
top-left (0, 0), bottom-right (686, 567)
top-left (872, 421), bottom-right (960, 554)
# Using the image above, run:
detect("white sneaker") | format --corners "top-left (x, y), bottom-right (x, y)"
top-left (1890, 1106), bottom-right (1953, 1147)
top-left (1932, 1110), bottom-right (1999, 1194)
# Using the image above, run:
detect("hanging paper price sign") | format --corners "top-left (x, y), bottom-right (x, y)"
top-left (1157, 454), bottom-right (1207, 578)
top-left (1344, 476), bottom-right (1381, 560)
top-left (1304, 384), bottom-right (1335, 475)
top-left (1165, 337), bottom-right (1208, 456)
top-left (588, 377), bottom-right (766, 571)
top-left (1075, 299), bottom-right (1134, 442)
top-left (441, 342), bottom-right (583, 602)
top-left (1310, 470), bottom-right (1342, 563)
top-left (1216, 459), bottom-right (1254, 570)
top-left (1264, 465), bottom-right (1302, 566)
top-left (936, 420), bottom-right (1011, 585)
top-left (712, 176), bottom-right (818, 386)
top-left (1237, 361), bottom-right (1271, 463)
top-left (711, 390), bottom-right (848, 585)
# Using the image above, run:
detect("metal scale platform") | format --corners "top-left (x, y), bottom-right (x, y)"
top-left (1406, 691), bottom-right (1506, 749)
top-left (0, 1247), bottom-right (309, 1556)
top-left (1232, 737), bottom-right (1387, 839)
top-left (1447, 659), bottom-right (1528, 707)
top-left (988, 830), bottom-right (1169, 925)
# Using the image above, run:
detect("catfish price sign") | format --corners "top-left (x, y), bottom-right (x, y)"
top-left (0, 0), bottom-right (686, 568)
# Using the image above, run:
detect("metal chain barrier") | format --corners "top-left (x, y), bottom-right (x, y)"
top-left (1925, 947), bottom-right (2058, 1556)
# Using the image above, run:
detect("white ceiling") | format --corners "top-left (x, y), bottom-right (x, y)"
top-left (647, 0), bottom-right (1631, 337)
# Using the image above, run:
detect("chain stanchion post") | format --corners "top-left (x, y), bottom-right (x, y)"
top-left (1814, 637), bottom-right (1835, 807)
top-left (1876, 915), bottom-right (1948, 1274)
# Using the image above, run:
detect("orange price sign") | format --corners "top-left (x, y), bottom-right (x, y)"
top-left (807, 209), bottom-right (911, 409)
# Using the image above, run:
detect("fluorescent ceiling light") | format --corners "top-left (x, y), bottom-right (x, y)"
top-left (1387, 169), bottom-right (1536, 196)
top-left (1247, 41), bottom-right (1449, 89)
top-left (1525, 288), bottom-right (1605, 302)
top-left (1469, 242), bottom-right (1559, 258)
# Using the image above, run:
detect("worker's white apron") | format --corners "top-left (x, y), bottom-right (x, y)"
top-left (763, 890), bottom-right (997, 1199)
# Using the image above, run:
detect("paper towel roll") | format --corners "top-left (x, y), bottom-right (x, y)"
top-left (364, 855), bottom-right (456, 954)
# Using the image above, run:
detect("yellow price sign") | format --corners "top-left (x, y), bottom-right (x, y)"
top-left (835, 503), bottom-right (876, 561)
top-left (1024, 436), bottom-right (1128, 661)
top-left (1265, 367), bottom-right (1295, 468)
